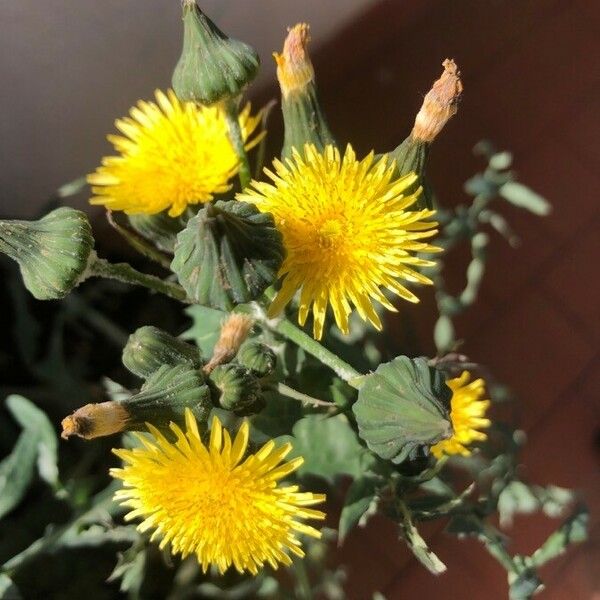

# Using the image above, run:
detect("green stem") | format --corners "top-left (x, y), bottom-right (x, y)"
top-left (106, 210), bottom-right (172, 269)
top-left (88, 255), bottom-right (188, 303)
top-left (223, 98), bottom-right (251, 189)
top-left (277, 383), bottom-right (333, 407)
top-left (273, 317), bottom-right (362, 384)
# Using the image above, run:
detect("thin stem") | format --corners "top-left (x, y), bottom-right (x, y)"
top-left (223, 98), bottom-right (251, 189)
top-left (273, 317), bottom-right (362, 384)
top-left (88, 256), bottom-right (188, 303)
top-left (277, 383), bottom-right (333, 408)
top-left (106, 210), bottom-right (172, 269)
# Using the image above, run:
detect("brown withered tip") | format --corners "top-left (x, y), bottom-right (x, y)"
top-left (274, 23), bottom-right (315, 96)
top-left (61, 402), bottom-right (128, 440)
top-left (204, 313), bottom-right (254, 374)
top-left (412, 58), bottom-right (463, 143)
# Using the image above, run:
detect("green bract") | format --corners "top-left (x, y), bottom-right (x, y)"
top-left (123, 364), bottom-right (211, 429)
top-left (0, 207), bottom-right (93, 300)
top-left (172, 0), bottom-right (259, 105)
top-left (122, 326), bottom-right (203, 379)
top-left (353, 356), bottom-right (452, 463)
top-left (171, 200), bottom-right (283, 310)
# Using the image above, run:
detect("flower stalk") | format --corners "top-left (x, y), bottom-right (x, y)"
top-left (223, 98), bottom-right (252, 189)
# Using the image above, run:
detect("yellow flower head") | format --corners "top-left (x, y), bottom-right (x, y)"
top-left (88, 90), bottom-right (262, 217)
top-left (111, 410), bottom-right (325, 575)
top-left (238, 144), bottom-right (441, 339)
top-left (431, 371), bottom-right (491, 458)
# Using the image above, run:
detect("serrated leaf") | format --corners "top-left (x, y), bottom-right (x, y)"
top-left (500, 181), bottom-right (551, 216)
top-left (338, 476), bottom-right (379, 543)
top-left (181, 304), bottom-right (226, 357)
top-left (286, 415), bottom-right (375, 483)
top-left (0, 432), bottom-right (37, 520)
top-left (353, 357), bottom-right (452, 464)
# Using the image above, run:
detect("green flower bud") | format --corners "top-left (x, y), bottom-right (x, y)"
top-left (128, 211), bottom-right (185, 253)
top-left (122, 326), bottom-right (203, 379)
top-left (171, 200), bottom-right (283, 310)
top-left (62, 364), bottom-right (211, 439)
top-left (388, 60), bottom-right (462, 210)
top-left (208, 364), bottom-right (264, 415)
top-left (237, 341), bottom-right (276, 377)
top-left (0, 207), bottom-right (93, 300)
top-left (275, 23), bottom-right (336, 158)
top-left (172, 0), bottom-right (259, 105)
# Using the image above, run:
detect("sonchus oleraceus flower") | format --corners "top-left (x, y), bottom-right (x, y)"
top-left (238, 144), bottom-right (441, 339)
top-left (430, 371), bottom-right (491, 458)
top-left (88, 90), bottom-right (262, 217)
top-left (111, 410), bottom-right (325, 575)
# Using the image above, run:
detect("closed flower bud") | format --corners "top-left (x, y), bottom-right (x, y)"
top-left (61, 365), bottom-right (211, 440)
top-left (122, 325), bottom-right (203, 379)
top-left (171, 200), bottom-right (283, 310)
top-left (0, 207), bottom-right (93, 300)
top-left (275, 23), bottom-right (336, 158)
top-left (237, 341), bottom-right (276, 377)
top-left (208, 364), bottom-right (264, 415)
top-left (389, 59), bottom-right (462, 210)
top-left (172, 0), bottom-right (259, 105)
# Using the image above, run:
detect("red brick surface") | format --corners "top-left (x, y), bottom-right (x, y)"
top-left (302, 1), bottom-right (600, 597)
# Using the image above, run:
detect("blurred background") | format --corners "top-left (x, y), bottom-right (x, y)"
top-left (1, 1), bottom-right (598, 598)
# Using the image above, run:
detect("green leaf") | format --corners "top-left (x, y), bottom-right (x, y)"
top-left (6, 395), bottom-right (58, 487)
top-left (530, 506), bottom-right (588, 568)
top-left (500, 181), bottom-right (551, 216)
top-left (108, 543), bottom-right (147, 594)
top-left (353, 357), bottom-right (452, 464)
top-left (286, 415), bottom-right (375, 483)
top-left (398, 502), bottom-right (446, 574)
top-left (338, 476), bottom-right (379, 543)
top-left (0, 396), bottom-right (59, 519)
top-left (181, 304), bottom-right (226, 357)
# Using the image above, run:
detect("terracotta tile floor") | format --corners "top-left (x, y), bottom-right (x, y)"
top-left (256, 0), bottom-right (600, 597)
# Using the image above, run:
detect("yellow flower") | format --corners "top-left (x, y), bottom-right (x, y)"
top-left (238, 144), bottom-right (440, 339)
top-left (88, 90), bottom-right (262, 217)
top-left (110, 410), bottom-right (325, 575)
top-left (430, 371), bottom-right (491, 458)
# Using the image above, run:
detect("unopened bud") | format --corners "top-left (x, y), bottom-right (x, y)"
top-left (172, 0), bottom-right (259, 105)
top-left (237, 341), bottom-right (277, 377)
top-left (0, 207), bottom-right (93, 300)
top-left (208, 364), bottom-right (264, 415)
top-left (204, 313), bottom-right (254, 373)
top-left (274, 23), bottom-right (336, 158)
